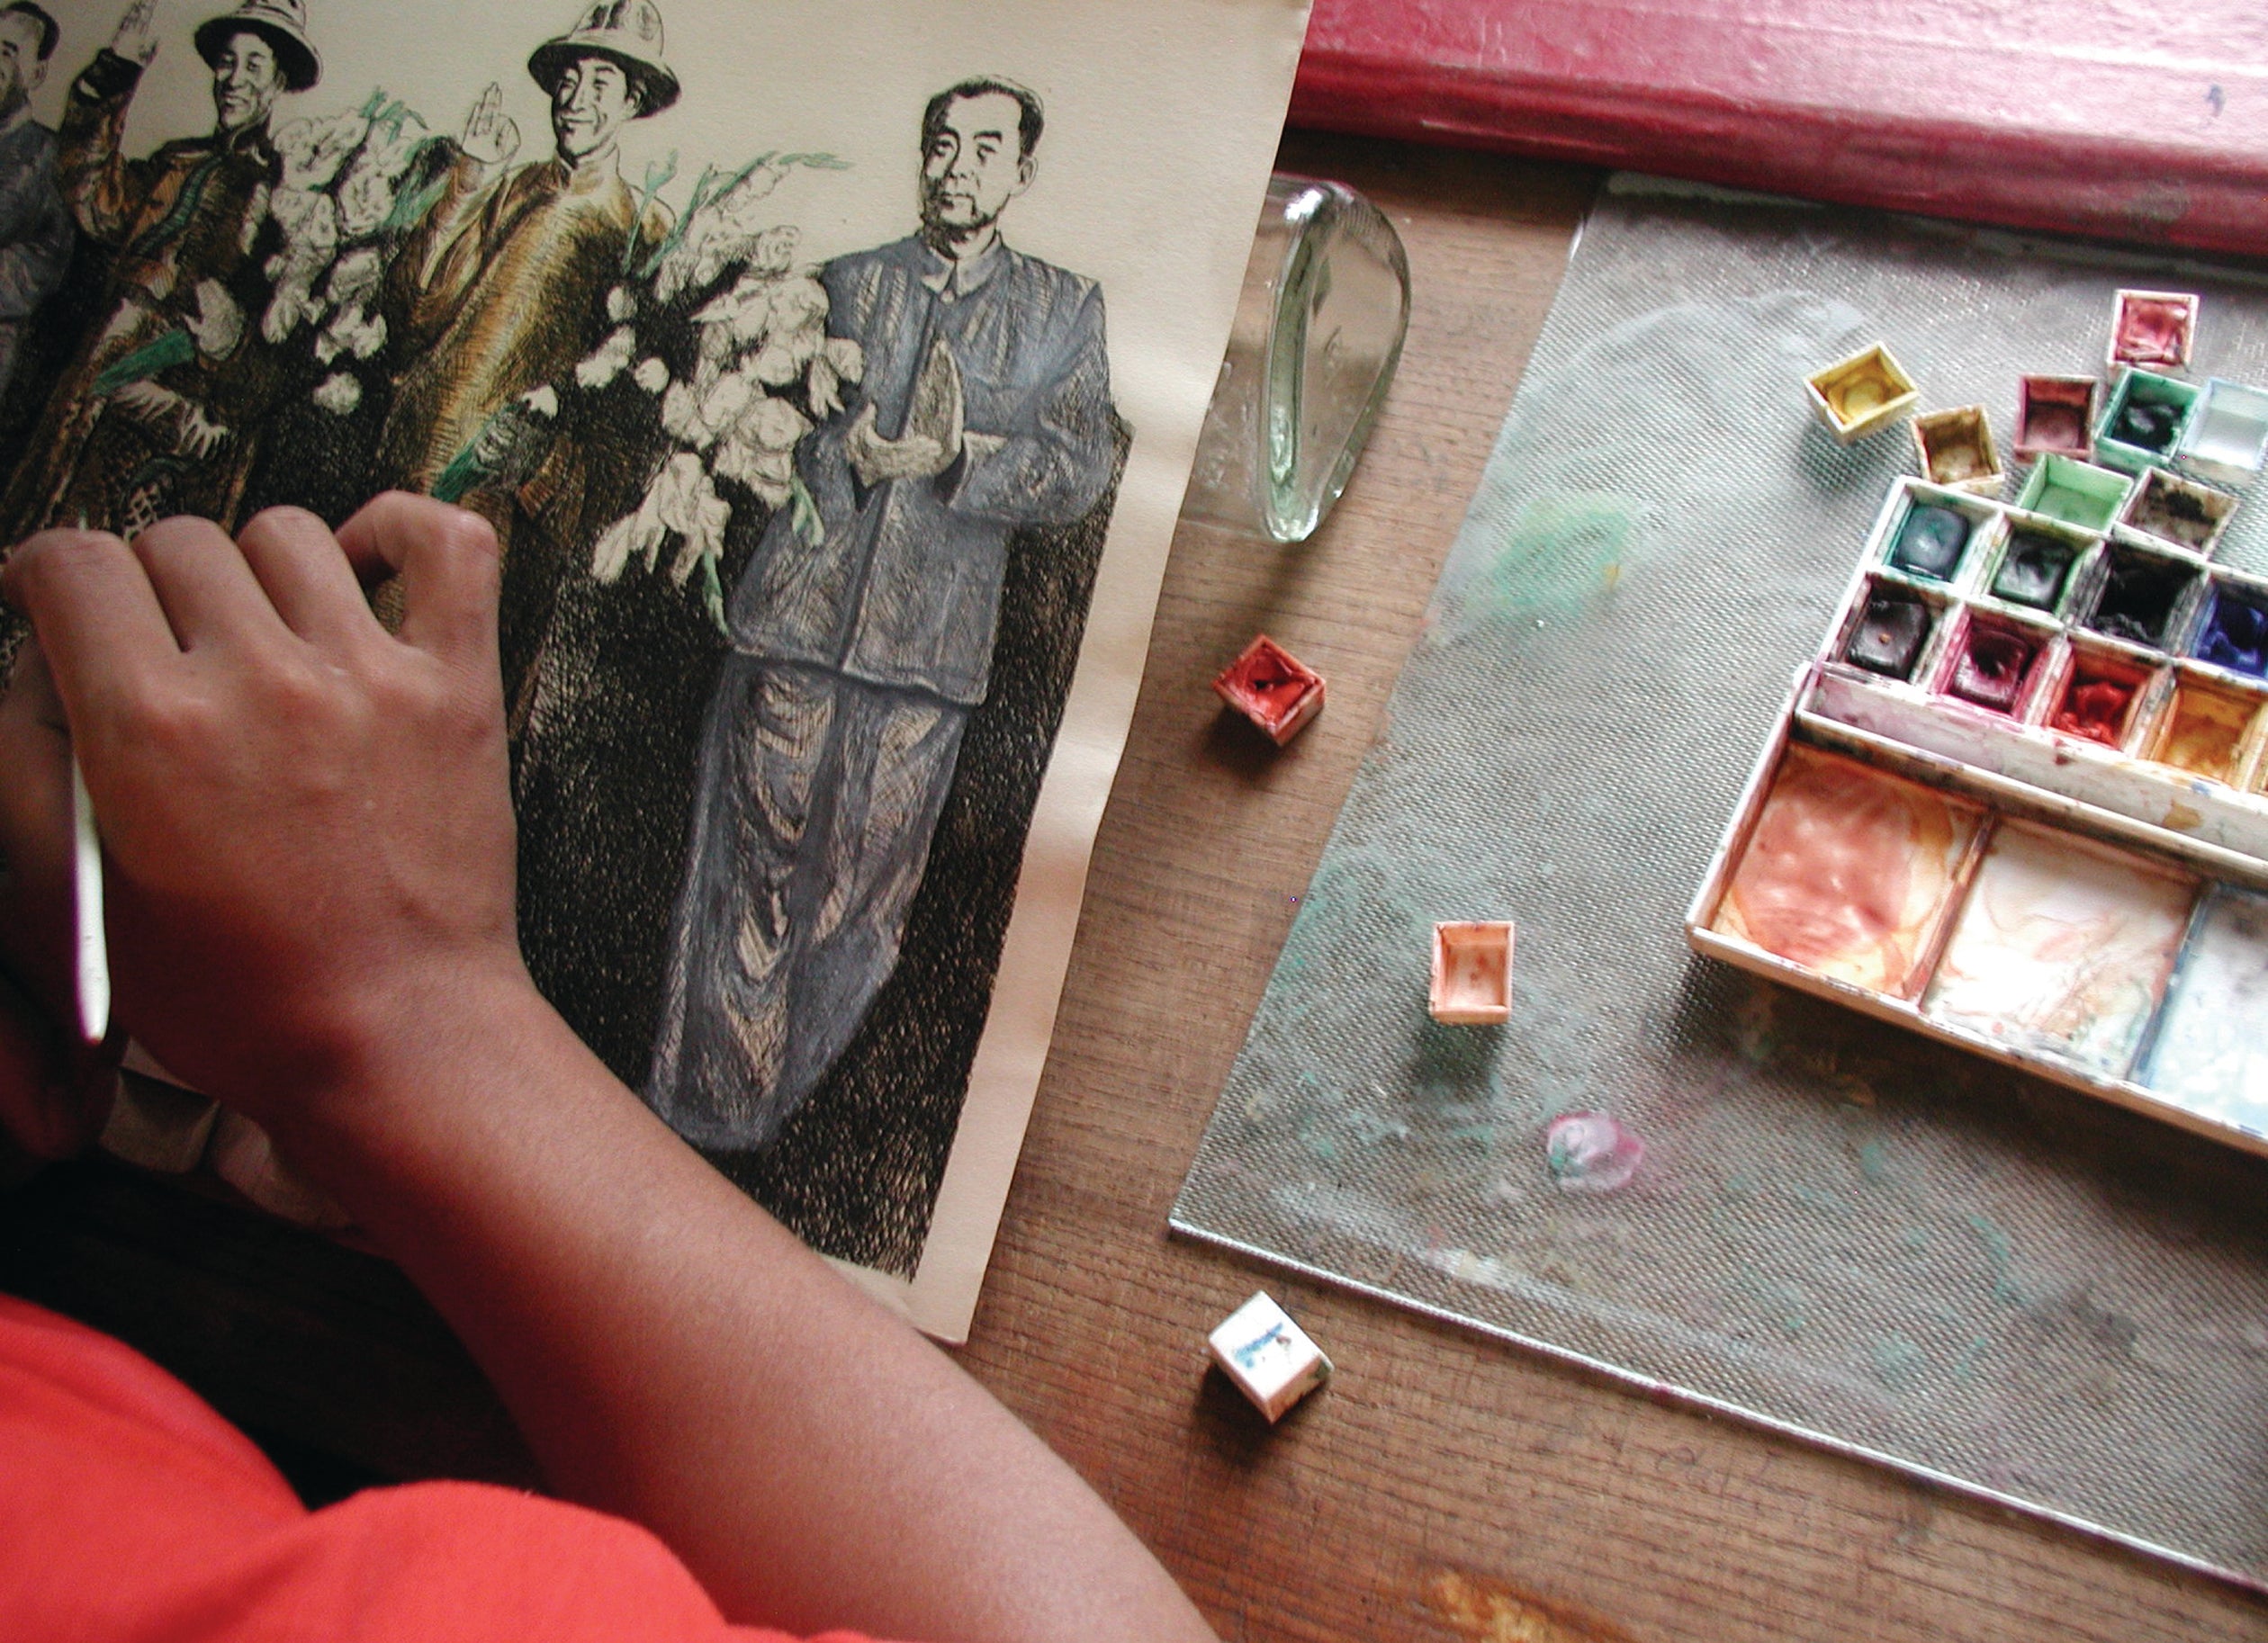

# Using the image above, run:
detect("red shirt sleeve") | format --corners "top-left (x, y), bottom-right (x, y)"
top-left (0, 1294), bottom-right (878, 1643)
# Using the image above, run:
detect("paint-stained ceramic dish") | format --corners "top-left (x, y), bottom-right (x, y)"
top-left (1691, 469), bottom-right (2268, 1154)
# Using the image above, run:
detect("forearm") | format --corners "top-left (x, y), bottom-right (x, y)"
top-left (274, 969), bottom-right (1214, 1643)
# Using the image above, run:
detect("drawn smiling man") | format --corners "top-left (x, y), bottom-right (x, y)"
top-left (376, 0), bottom-right (676, 718)
top-left (645, 77), bottom-right (1116, 1151)
top-left (0, 0), bottom-right (320, 543)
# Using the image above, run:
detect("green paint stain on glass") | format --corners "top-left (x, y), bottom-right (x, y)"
top-left (1792, 1182), bottom-right (1848, 1217)
top-left (1871, 1333), bottom-right (1926, 1393)
top-left (1462, 492), bottom-right (1643, 627)
top-left (1967, 1213), bottom-right (2030, 1306)
top-left (1951, 1334), bottom-right (1991, 1383)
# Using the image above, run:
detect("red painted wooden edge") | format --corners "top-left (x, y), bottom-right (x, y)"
top-left (1290, 0), bottom-right (2268, 257)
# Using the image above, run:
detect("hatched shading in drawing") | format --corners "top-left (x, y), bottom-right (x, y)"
top-left (0, 0), bottom-right (1131, 1283)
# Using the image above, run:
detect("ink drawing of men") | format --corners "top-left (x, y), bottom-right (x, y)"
top-left (0, 2), bottom-right (71, 404)
top-left (645, 77), bottom-right (1116, 1152)
top-left (376, 0), bottom-right (675, 713)
top-left (1, 0), bottom-right (319, 540)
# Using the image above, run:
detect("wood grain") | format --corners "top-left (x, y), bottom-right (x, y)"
top-left (3, 127), bottom-right (2265, 1640)
top-left (951, 130), bottom-right (2268, 1643)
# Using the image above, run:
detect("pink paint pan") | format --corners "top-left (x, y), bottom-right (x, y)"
top-left (2110, 289), bottom-right (2198, 372)
top-left (1214, 634), bottom-right (1326, 746)
top-left (2013, 375), bottom-right (2096, 461)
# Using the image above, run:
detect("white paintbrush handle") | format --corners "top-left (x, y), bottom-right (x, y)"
top-left (70, 752), bottom-right (108, 1046)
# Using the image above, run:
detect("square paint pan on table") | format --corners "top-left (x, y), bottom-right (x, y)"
top-left (2092, 369), bottom-right (2200, 476)
top-left (2138, 884), bottom-right (2268, 1137)
top-left (1981, 516), bottom-right (2094, 617)
top-left (1922, 821), bottom-right (2198, 1079)
top-left (2013, 375), bottom-right (2097, 460)
top-left (1805, 343), bottom-right (1919, 443)
top-left (2109, 289), bottom-right (2198, 371)
top-left (2191, 572), bottom-right (2268, 680)
top-left (1213, 633), bottom-right (1326, 745)
top-left (2013, 453), bottom-right (2131, 532)
top-left (1910, 405), bottom-right (2002, 493)
top-left (2074, 540), bottom-right (2205, 653)
top-left (1428, 921), bottom-right (1514, 1025)
top-left (2138, 669), bottom-right (2268, 790)
top-left (2176, 378), bottom-right (2268, 489)
top-left (2117, 466), bottom-right (2236, 557)
top-left (1705, 741), bottom-right (1986, 1000)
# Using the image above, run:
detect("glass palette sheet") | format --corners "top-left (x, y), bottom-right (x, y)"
top-left (1173, 178), bottom-right (2268, 1585)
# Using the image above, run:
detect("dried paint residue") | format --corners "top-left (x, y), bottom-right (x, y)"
top-left (2144, 885), bottom-right (2268, 1131)
top-left (2153, 686), bottom-right (2256, 784)
top-left (2115, 294), bottom-right (2192, 367)
top-left (1232, 651), bottom-right (1316, 714)
top-left (1714, 744), bottom-right (1984, 998)
top-left (1923, 823), bottom-right (2197, 1076)
top-left (1544, 1113), bottom-right (1642, 1194)
top-left (1428, 1569), bottom-right (1638, 1643)
top-left (2051, 675), bottom-right (2137, 747)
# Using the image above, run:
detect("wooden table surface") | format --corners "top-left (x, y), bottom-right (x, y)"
top-left (6, 128), bottom-right (2268, 1643)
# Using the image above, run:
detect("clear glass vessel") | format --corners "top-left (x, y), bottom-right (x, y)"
top-left (1183, 174), bottom-right (1412, 543)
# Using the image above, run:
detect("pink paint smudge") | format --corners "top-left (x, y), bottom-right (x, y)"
top-left (1544, 1113), bottom-right (1644, 1195)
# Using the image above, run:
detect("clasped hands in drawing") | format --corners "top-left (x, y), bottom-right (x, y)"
top-left (846, 337), bottom-right (965, 486)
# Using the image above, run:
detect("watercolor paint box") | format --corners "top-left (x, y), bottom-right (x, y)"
top-left (1689, 472), bottom-right (2268, 1154)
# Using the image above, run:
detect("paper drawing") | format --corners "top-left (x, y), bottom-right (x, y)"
top-left (0, 0), bottom-right (1308, 1337)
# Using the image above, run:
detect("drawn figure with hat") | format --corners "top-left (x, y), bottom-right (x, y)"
top-left (375, 0), bottom-right (678, 722)
top-left (0, 0), bottom-right (320, 546)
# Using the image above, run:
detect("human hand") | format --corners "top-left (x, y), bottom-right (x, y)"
top-left (0, 497), bottom-right (526, 1141)
top-left (111, 0), bottom-right (158, 66)
top-left (459, 82), bottom-right (520, 171)
top-left (0, 642), bottom-right (117, 1169)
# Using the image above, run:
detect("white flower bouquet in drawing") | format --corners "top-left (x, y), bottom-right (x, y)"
top-left (259, 89), bottom-right (454, 417)
top-left (572, 151), bottom-right (856, 631)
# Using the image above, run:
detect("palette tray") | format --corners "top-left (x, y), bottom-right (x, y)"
top-left (1691, 473), bottom-right (2268, 1149)
top-left (1173, 177), bottom-right (2268, 1586)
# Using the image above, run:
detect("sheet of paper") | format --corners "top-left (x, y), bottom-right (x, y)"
top-left (8, 0), bottom-right (1311, 1338)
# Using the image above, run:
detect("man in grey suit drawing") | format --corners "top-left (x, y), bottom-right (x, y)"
top-left (646, 76), bottom-right (1116, 1150)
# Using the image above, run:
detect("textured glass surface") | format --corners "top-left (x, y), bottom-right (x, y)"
top-left (1173, 176), bottom-right (2268, 1581)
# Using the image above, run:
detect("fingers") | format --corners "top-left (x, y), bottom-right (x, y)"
top-left (2, 529), bottom-right (177, 724)
top-left (335, 492), bottom-right (500, 667)
top-left (130, 515), bottom-right (286, 651)
top-left (234, 507), bottom-right (380, 646)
